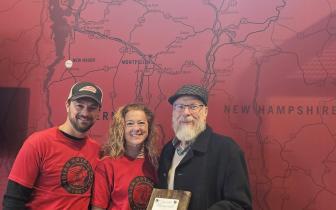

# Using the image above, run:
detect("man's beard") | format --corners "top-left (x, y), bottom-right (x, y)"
top-left (173, 117), bottom-right (206, 141)
top-left (69, 113), bottom-right (94, 133)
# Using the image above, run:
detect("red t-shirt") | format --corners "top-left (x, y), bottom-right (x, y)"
top-left (91, 156), bottom-right (157, 210)
top-left (8, 127), bottom-right (100, 210)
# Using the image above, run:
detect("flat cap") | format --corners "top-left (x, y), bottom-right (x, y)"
top-left (168, 84), bottom-right (208, 105)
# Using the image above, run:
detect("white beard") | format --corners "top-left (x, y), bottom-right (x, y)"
top-left (173, 118), bottom-right (206, 141)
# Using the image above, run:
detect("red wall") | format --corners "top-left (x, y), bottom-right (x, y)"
top-left (1, 0), bottom-right (336, 209)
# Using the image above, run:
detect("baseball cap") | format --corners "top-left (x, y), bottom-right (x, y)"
top-left (168, 84), bottom-right (208, 105)
top-left (67, 81), bottom-right (103, 106)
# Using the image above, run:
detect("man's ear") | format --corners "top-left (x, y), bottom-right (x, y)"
top-left (204, 106), bottom-right (208, 117)
top-left (65, 100), bottom-right (70, 112)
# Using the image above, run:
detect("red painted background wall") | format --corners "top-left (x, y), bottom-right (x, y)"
top-left (1, 0), bottom-right (336, 209)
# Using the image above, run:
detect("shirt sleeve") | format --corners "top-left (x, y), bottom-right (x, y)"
top-left (91, 159), bottom-right (114, 209)
top-left (8, 135), bottom-right (42, 188)
top-left (3, 180), bottom-right (33, 210)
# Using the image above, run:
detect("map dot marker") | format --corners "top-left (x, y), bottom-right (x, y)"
top-left (65, 59), bottom-right (73, 69)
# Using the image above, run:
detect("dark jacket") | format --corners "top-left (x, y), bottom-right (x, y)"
top-left (157, 126), bottom-right (252, 210)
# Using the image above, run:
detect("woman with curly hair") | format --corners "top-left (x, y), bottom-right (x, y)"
top-left (91, 103), bottom-right (159, 210)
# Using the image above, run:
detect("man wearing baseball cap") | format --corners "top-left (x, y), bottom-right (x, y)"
top-left (3, 81), bottom-right (103, 210)
top-left (157, 84), bottom-right (252, 210)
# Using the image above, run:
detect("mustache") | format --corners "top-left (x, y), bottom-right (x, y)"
top-left (178, 117), bottom-right (194, 123)
top-left (76, 114), bottom-right (92, 121)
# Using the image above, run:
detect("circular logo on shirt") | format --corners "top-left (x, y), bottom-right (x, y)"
top-left (60, 157), bottom-right (94, 194)
top-left (128, 176), bottom-right (155, 210)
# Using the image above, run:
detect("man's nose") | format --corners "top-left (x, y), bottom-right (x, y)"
top-left (182, 106), bottom-right (192, 115)
top-left (80, 107), bottom-right (90, 116)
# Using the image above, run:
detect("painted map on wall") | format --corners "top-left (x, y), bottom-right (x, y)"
top-left (1, 0), bottom-right (336, 209)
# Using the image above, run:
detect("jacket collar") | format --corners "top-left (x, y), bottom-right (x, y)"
top-left (175, 125), bottom-right (212, 166)
top-left (170, 125), bottom-right (212, 154)
top-left (160, 126), bottom-right (213, 176)
top-left (190, 125), bottom-right (212, 153)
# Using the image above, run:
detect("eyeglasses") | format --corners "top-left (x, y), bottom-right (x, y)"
top-left (173, 104), bottom-right (205, 113)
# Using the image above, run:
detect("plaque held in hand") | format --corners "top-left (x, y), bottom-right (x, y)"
top-left (146, 188), bottom-right (191, 210)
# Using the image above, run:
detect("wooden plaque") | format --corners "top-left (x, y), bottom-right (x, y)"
top-left (146, 188), bottom-right (191, 210)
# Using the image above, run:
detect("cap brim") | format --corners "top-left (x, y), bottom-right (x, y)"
top-left (70, 95), bottom-right (101, 106)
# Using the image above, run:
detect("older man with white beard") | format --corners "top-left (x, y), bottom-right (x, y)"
top-left (157, 84), bottom-right (252, 210)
